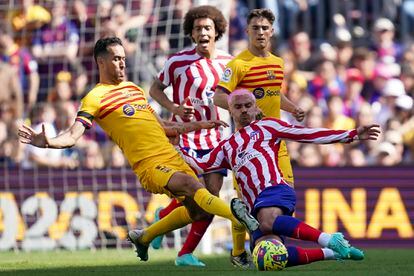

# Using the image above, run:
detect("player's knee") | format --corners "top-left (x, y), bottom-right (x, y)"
top-left (180, 176), bottom-right (203, 197)
top-left (259, 215), bottom-right (278, 233)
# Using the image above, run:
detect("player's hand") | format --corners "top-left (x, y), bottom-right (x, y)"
top-left (175, 97), bottom-right (195, 121)
top-left (197, 120), bottom-right (229, 130)
top-left (356, 124), bottom-right (381, 140)
top-left (292, 107), bottom-right (305, 122)
top-left (18, 124), bottom-right (50, 148)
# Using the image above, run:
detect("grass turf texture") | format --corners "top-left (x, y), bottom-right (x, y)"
top-left (0, 249), bottom-right (413, 275)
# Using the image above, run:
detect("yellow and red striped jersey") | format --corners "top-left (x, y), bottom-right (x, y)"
top-left (76, 81), bottom-right (177, 167)
top-left (217, 49), bottom-right (284, 119)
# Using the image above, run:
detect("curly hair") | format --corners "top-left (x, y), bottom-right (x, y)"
top-left (247, 8), bottom-right (275, 25)
top-left (183, 5), bottom-right (227, 42)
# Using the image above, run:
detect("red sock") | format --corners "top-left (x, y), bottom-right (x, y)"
top-left (178, 219), bottom-right (212, 257)
top-left (293, 222), bottom-right (322, 242)
top-left (286, 246), bottom-right (325, 267)
top-left (159, 199), bottom-right (182, 219)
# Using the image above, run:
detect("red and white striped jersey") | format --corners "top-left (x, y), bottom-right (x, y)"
top-left (158, 46), bottom-right (233, 150)
top-left (181, 118), bottom-right (358, 210)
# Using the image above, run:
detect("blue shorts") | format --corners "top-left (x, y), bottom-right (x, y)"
top-left (184, 148), bottom-right (228, 177)
top-left (252, 184), bottom-right (296, 218)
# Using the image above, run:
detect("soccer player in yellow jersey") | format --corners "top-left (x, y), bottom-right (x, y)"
top-left (18, 37), bottom-right (258, 262)
top-left (213, 9), bottom-right (305, 267)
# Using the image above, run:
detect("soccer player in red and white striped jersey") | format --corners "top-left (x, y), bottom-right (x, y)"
top-left (181, 89), bottom-right (380, 266)
top-left (149, 6), bottom-right (233, 267)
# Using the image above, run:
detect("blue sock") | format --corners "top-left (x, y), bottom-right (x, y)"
top-left (286, 246), bottom-right (300, 267)
top-left (251, 228), bottom-right (264, 248)
top-left (272, 215), bottom-right (301, 237)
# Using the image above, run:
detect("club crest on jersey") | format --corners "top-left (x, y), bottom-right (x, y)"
top-left (266, 70), bottom-right (277, 80)
top-left (221, 68), bottom-right (232, 83)
top-left (253, 87), bottom-right (265, 99)
top-left (123, 104), bottom-right (135, 116)
top-left (250, 130), bottom-right (260, 141)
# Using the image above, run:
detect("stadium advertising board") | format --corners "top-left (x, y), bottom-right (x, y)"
top-left (0, 167), bottom-right (413, 251)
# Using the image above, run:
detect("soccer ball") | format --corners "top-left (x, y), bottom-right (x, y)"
top-left (252, 239), bottom-right (288, 271)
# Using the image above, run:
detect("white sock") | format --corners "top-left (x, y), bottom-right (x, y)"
top-left (322, 248), bottom-right (336, 260)
top-left (318, 233), bottom-right (331, 247)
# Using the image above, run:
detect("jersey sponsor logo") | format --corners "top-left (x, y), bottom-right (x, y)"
top-left (234, 150), bottom-right (261, 171)
top-left (123, 104), bottom-right (135, 116)
top-left (155, 165), bottom-right (172, 173)
top-left (221, 68), bottom-right (232, 82)
top-left (266, 90), bottom-right (280, 97)
top-left (250, 130), bottom-right (261, 141)
top-left (206, 90), bottom-right (214, 98)
top-left (253, 87), bottom-right (265, 99)
top-left (266, 70), bottom-right (277, 80)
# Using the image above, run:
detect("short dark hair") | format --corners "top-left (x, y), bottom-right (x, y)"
top-left (183, 5), bottom-right (227, 42)
top-left (247, 8), bottom-right (275, 25)
top-left (93, 37), bottom-right (123, 63)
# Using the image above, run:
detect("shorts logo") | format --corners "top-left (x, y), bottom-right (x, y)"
top-left (253, 87), bottom-right (265, 99)
top-left (155, 165), bottom-right (172, 173)
top-left (221, 68), bottom-right (232, 83)
top-left (123, 104), bottom-right (135, 116)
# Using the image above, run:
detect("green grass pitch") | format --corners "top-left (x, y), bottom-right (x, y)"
top-left (1, 248), bottom-right (413, 275)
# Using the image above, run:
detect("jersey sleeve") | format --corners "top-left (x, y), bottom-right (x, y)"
top-left (263, 118), bottom-right (358, 143)
top-left (217, 59), bottom-right (245, 94)
top-left (179, 140), bottom-right (230, 174)
top-left (75, 92), bottom-right (100, 129)
top-left (157, 56), bottom-right (174, 87)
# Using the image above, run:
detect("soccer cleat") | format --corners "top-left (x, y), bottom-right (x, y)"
top-left (127, 229), bottom-right (149, 261)
top-left (230, 251), bottom-right (252, 269)
top-left (327, 232), bottom-right (351, 259)
top-left (230, 198), bottom-right (259, 232)
top-left (175, 253), bottom-right (206, 267)
top-left (334, 246), bottom-right (365, 261)
top-left (150, 207), bottom-right (164, 249)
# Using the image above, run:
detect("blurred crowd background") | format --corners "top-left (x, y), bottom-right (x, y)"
top-left (1, 0), bottom-right (414, 171)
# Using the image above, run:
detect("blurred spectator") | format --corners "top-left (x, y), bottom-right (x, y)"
top-left (229, 0), bottom-right (248, 56)
top-left (343, 68), bottom-right (365, 118)
top-left (372, 78), bottom-right (406, 127)
top-left (400, 63), bottom-right (414, 97)
top-left (0, 22), bottom-right (39, 112)
top-left (351, 47), bottom-right (377, 103)
top-left (22, 103), bottom-right (79, 169)
top-left (376, 141), bottom-right (400, 166)
top-left (308, 59), bottom-right (346, 108)
top-left (297, 144), bottom-right (323, 167)
top-left (32, 0), bottom-right (79, 100)
top-left (80, 140), bottom-right (104, 169)
top-left (345, 145), bottom-right (367, 167)
top-left (289, 31), bottom-right (316, 80)
top-left (0, 60), bottom-right (23, 119)
top-left (370, 17), bottom-right (403, 63)
top-left (324, 95), bottom-right (355, 130)
top-left (9, 0), bottom-right (51, 32)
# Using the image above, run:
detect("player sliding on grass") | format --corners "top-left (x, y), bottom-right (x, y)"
top-left (180, 89), bottom-right (380, 266)
top-left (17, 37), bottom-right (259, 262)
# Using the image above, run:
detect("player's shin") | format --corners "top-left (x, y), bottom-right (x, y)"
top-left (141, 206), bottom-right (192, 244)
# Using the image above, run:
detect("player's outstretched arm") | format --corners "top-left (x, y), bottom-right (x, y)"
top-left (18, 121), bottom-right (86, 149)
top-left (169, 120), bottom-right (229, 135)
top-left (356, 124), bottom-right (381, 140)
top-left (280, 93), bottom-right (305, 122)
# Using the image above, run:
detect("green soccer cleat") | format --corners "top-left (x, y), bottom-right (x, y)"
top-left (327, 232), bottom-right (351, 259)
top-left (175, 253), bottom-right (206, 267)
top-left (230, 198), bottom-right (259, 232)
top-left (150, 207), bottom-right (164, 249)
top-left (334, 246), bottom-right (364, 260)
top-left (127, 229), bottom-right (149, 261)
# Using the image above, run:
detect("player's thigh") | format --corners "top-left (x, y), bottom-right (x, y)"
top-left (135, 157), bottom-right (200, 198)
top-left (256, 207), bottom-right (284, 232)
